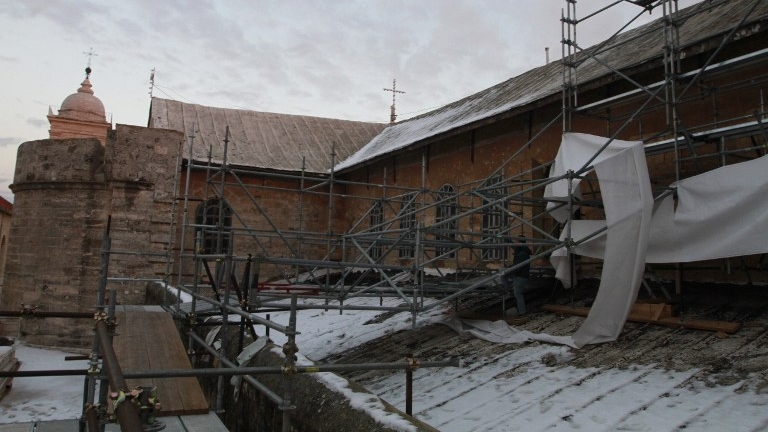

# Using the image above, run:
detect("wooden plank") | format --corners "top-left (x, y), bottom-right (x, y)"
top-left (156, 316), bottom-right (209, 414)
top-left (0, 422), bottom-right (32, 432)
top-left (180, 413), bottom-right (229, 432)
top-left (541, 304), bottom-right (742, 333)
top-left (454, 311), bottom-right (529, 326)
top-left (139, 310), bottom-right (184, 416)
top-left (111, 308), bottom-right (208, 417)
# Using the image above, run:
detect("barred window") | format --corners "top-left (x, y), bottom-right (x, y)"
top-left (195, 198), bottom-right (233, 254)
top-left (435, 184), bottom-right (457, 258)
top-left (369, 200), bottom-right (383, 260)
top-left (481, 175), bottom-right (506, 260)
top-left (398, 192), bottom-right (417, 258)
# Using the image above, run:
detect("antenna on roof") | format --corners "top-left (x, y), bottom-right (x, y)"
top-left (149, 68), bottom-right (156, 98)
top-left (383, 78), bottom-right (406, 124)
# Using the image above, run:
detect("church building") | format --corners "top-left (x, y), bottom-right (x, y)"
top-left (2, 0), bottom-right (767, 348)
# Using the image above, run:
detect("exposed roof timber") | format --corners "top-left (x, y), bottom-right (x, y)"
top-left (644, 119), bottom-right (767, 155)
top-left (577, 47), bottom-right (768, 114)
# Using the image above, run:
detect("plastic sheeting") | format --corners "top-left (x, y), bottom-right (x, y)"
top-left (543, 134), bottom-right (653, 347)
top-left (544, 133), bottom-right (644, 223)
top-left (440, 316), bottom-right (578, 348)
top-left (549, 133), bottom-right (768, 347)
top-left (452, 133), bottom-right (768, 348)
top-left (561, 146), bottom-right (768, 264)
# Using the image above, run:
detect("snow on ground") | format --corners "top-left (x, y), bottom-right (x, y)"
top-left (3, 296), bottom-right (768, 431)
top-left (0, 344), bottom-right (91, 424)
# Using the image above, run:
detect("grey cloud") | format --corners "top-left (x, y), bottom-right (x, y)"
top-left (26, 118), bottom-right (47, 129)
top-left (0, 137), bottom-right (21, 148)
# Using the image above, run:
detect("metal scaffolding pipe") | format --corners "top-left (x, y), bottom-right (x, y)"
top-left (176, 285), bottom-right (291, 334)
top-left (187, 331), bottom-right (286, 406)
top-left (7, 361), bottom-right (478, 379)
top-left (95, 320), bottom-right (145, 432)
top-left (85, 404), bottom-right (100, 432)
top-left (0, 310), bottom-right (94, 319)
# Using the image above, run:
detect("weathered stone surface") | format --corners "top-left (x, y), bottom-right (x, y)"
top-left (1, 126), bottom-right (183, 347)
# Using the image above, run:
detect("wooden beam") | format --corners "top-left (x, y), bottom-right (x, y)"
top-left (541, 303), bottom-right (741, 334)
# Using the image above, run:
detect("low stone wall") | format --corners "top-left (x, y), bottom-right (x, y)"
top-left (193, 327), bottom-right (439, 432)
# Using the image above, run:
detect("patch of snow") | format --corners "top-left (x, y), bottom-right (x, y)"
top-left (0, 344), bottom-right (91, 424)
top-left (5, 296), bottom-right (768, 431)
top-left (285, 347), bottom-right (418, 432)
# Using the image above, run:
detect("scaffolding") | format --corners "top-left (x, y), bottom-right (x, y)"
top-left (172, 0), bottom-right (768, 319)
top-left (151, 1), bottom-right (768, 424)
top-left (3, 0), bottom-right (768, 430)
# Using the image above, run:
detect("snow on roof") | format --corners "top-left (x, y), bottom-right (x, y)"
top-left (4, 292), bottom-right (768, 431)
top-left (149, 98), bottom-right (387, 173)
top-left (241, 295), bottom-right (768, 432)
top-left (335, 0), bottom-right (768, 172)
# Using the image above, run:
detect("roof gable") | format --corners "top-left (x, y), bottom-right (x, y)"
top-left (149, 98), bottom-right (386, 173)
top-left (335, 0), bottom-right (768, 171)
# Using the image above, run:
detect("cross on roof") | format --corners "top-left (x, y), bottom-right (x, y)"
top-left (83, 47), bottom-right (98, 69)
top-left (383, 78), bottom-right (406, 124)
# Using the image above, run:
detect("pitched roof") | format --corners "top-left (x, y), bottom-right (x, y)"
top-left (149, 98), bottom-right (387, 173)
top-left (0, 196), bottom-right (12, 215)
top-left (335, 0), bottom-right (768, 171)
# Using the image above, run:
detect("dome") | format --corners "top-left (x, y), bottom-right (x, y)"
top-left (58, 70), bottom-right (107, 123)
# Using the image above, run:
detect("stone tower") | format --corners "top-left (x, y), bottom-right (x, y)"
top-left (1, 71), bottom-right (183, 349)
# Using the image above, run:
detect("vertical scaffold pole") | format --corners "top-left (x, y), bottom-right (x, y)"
top-left (281, 295), bottom-right (299, 432)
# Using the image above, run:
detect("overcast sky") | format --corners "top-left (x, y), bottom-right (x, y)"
top-left (0, 0), bottom-right (700, 203)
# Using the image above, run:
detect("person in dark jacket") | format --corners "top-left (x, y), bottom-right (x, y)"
top-left (503, 239), bottom-right (532, 316)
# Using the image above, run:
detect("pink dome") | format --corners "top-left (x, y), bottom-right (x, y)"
top-left (58, 76), bottom-right (107, 123)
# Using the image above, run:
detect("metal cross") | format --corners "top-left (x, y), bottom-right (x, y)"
top-left (383, 79), bottom-right (406, 124)
top-left (83, 47), bottom-right (98, 68)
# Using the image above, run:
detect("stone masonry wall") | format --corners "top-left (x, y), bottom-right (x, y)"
top-left (104, 125), bottom-right (183, 304)
top-left (1, 126), bottom-right (183, 348)
top-left (2, 138), bottom-right (108, 348)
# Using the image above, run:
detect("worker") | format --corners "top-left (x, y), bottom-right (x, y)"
top-left (503, 238), bottom-right (532, 316)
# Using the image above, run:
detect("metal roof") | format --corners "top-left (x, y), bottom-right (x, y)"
top-left (149, 98), bottom-right (387, 174)
top-left (334, 0), bottom-right (768, 171)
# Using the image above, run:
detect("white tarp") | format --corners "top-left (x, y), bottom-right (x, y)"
top-left (455, 133), bottom-right (768, 348)
top-left (543, 134), bottom-right (654, 347)
top-left (544, 133), bottom-right (643, 223)
top-left (550, 134), bottom-right (768, 346)
top-left (454, 133), bottom-right (653, 348)
top-left (440, 316), bottom-right (578, 348)
top-left (561, 150), bottom-right (768, 263)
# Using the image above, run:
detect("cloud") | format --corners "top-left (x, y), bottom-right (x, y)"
top-left (0, 137), bottom-right (21, 148)
top-left (26, 118), bottom-right (47, 129)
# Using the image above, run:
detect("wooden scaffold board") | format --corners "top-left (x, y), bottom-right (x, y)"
top-left (112, 306), bottom-right (209, 416)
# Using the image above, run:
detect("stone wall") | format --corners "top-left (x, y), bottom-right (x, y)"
top-left (193, 327), bottom-right (440, 432)
top-left (0, 125), bottom-right (183, 348)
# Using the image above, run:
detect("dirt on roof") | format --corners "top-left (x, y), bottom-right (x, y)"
top-left (326, 278), bottom-right (768, 423)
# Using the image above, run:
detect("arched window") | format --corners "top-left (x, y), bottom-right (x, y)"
top-left (398, 192), bottom-right (417, 258)
top-left (435, 184), bottom-right (457, 258)
top-left (369, 200), bottom-right (383, 260)
top-left (195, 198), bottom-right (233, 254)
top-left (481, 175), bottom-right (506, 260)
